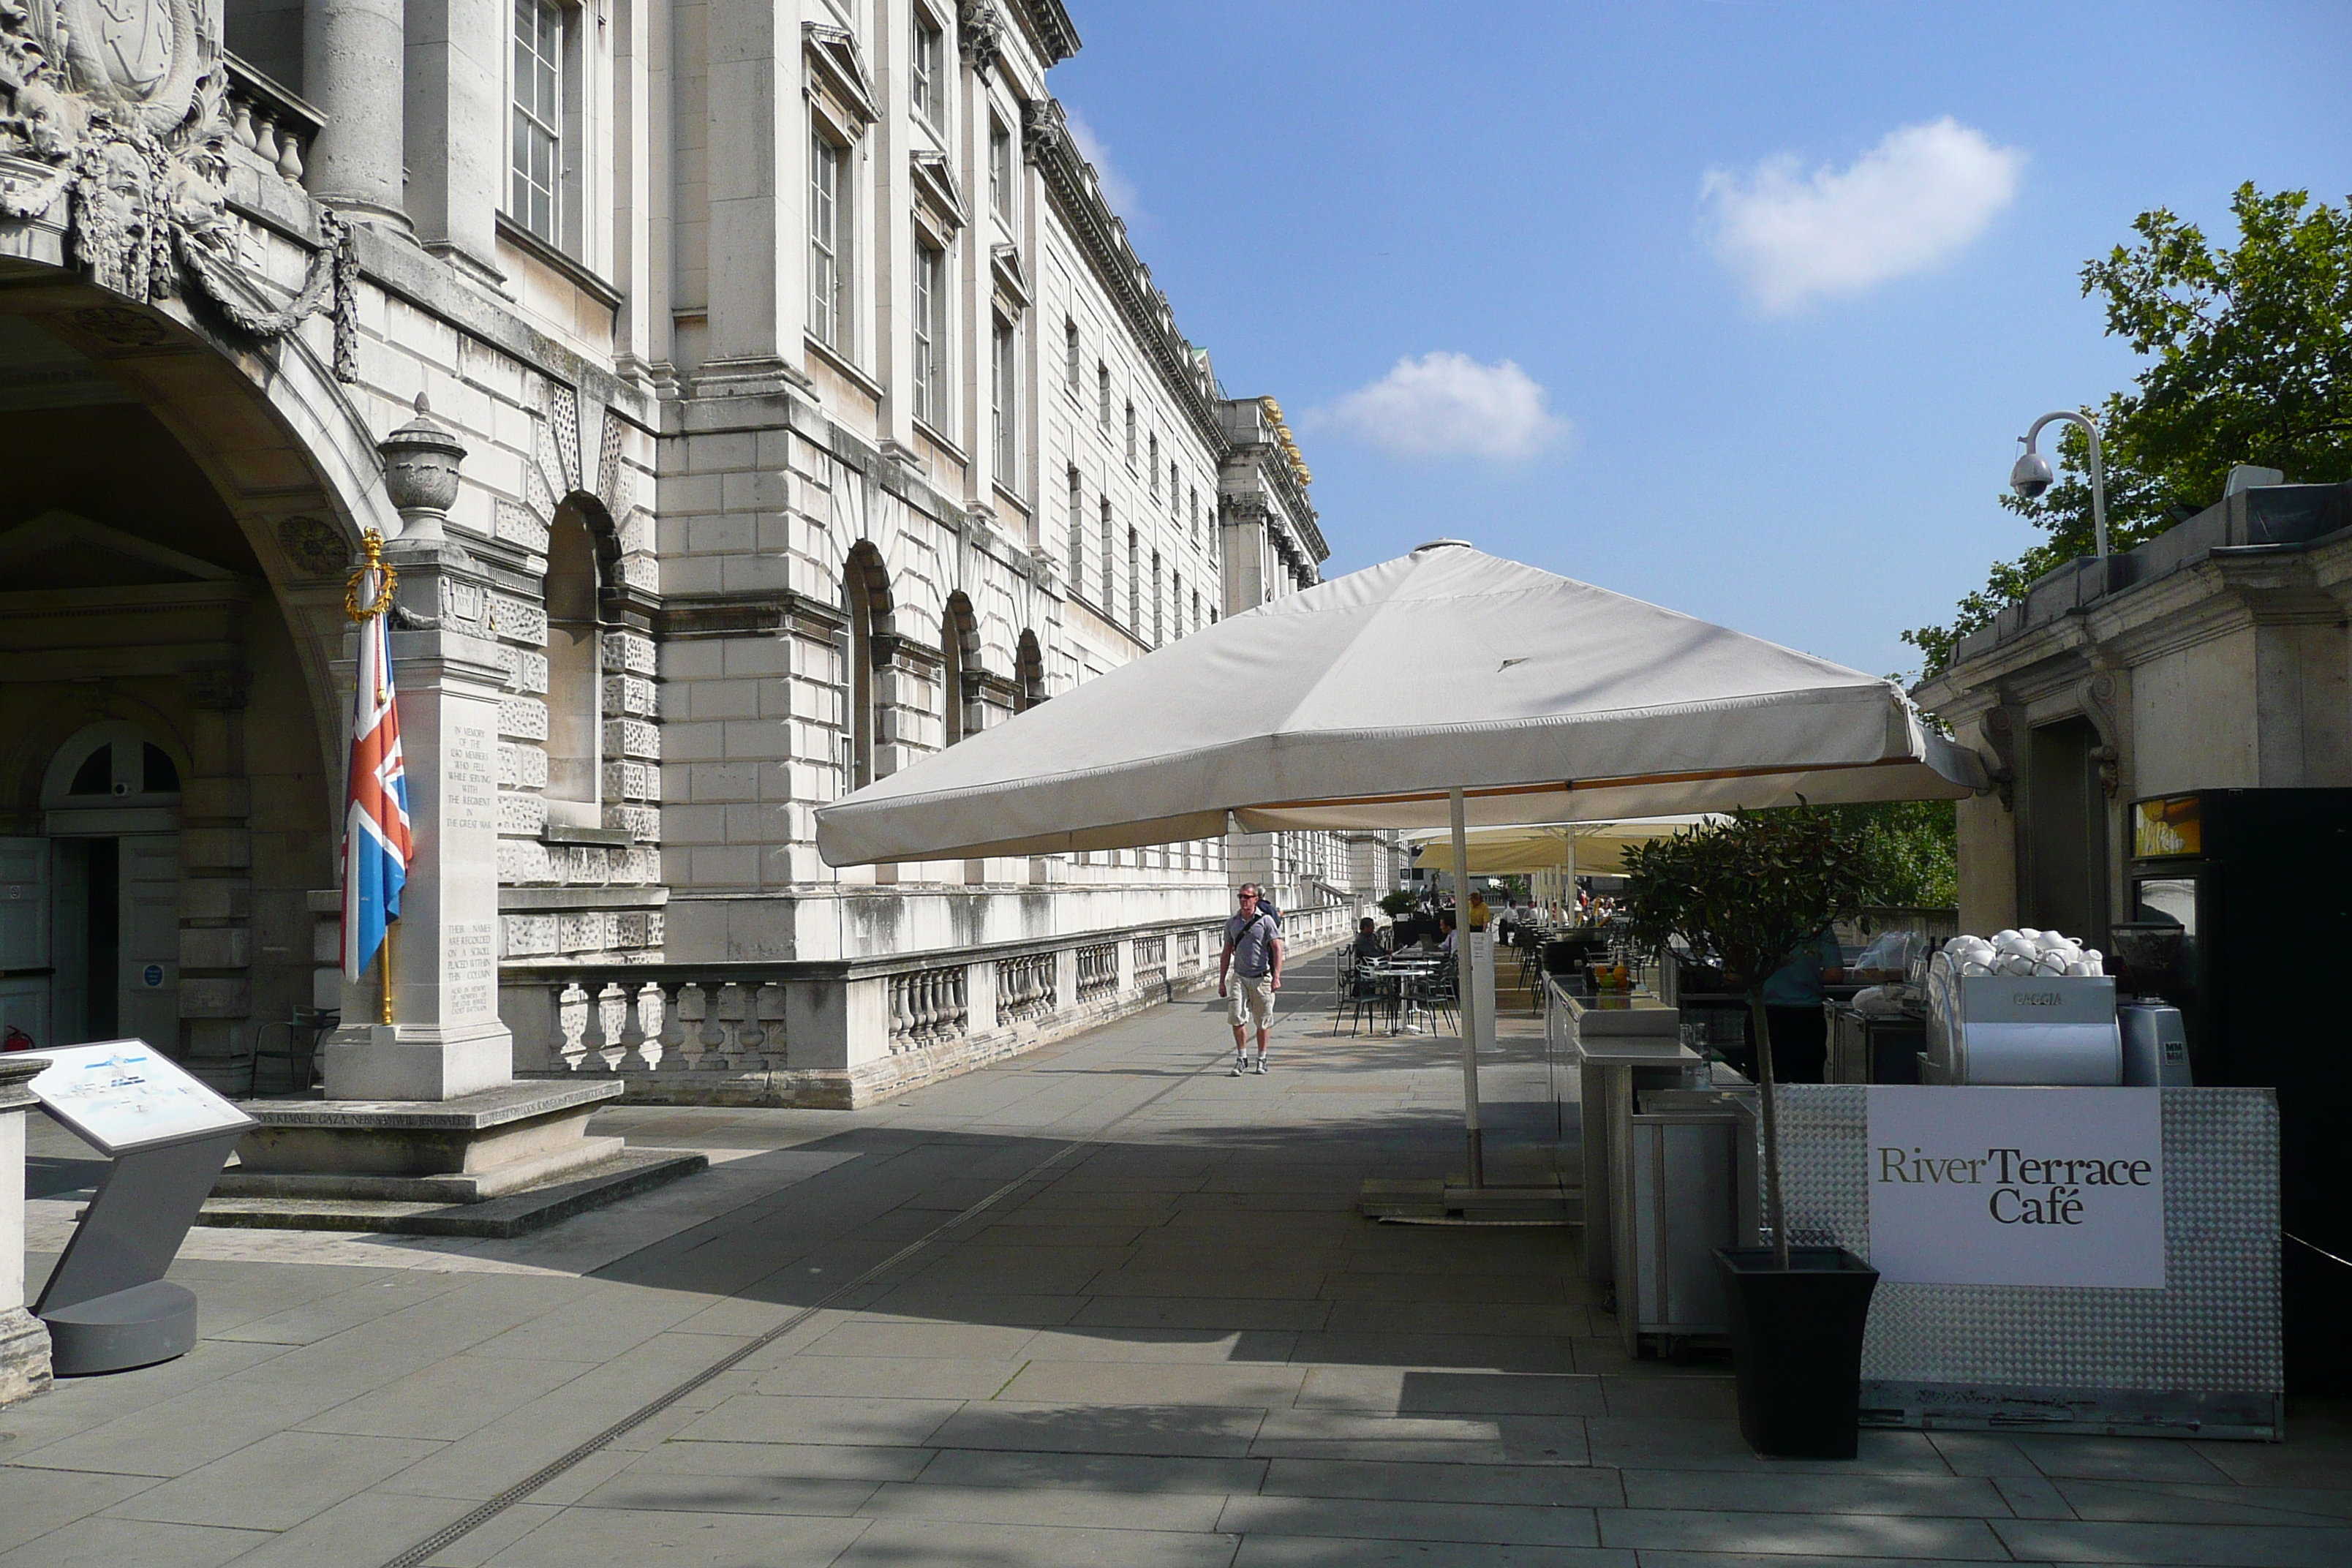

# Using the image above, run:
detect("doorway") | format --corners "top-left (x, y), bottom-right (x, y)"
top-left (2024, 717), bottom-right (2110, 945)
top-left (0, 723), bottom-right (187, 1055)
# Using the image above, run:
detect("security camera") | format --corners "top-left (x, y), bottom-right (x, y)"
top-left (2009, 448), bottom-right (2054, 501)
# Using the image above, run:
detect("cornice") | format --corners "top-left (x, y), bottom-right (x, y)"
top-left (657, 589), bottom-right (847, 643)
top-left (1022, 97), bottom-right (1228, 458)
top-left (910, 151), bottom-right (970, 234)
top-left (804, 22), bottom-right (880, 129)
top-left (1009, 0), bottom-right (1081, 63)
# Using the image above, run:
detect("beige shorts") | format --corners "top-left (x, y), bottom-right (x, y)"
top-left (1227, 973), bottom-right (1274, 1030)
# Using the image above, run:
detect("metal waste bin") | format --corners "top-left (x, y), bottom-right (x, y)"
top-left (1617, 1087), bottom-right (1757, 1355)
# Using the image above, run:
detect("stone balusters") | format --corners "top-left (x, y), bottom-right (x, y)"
top-left (887, 966), bottom-right (969, 1053)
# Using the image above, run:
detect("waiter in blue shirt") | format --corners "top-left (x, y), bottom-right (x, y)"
top-left (1745, 927), bottom-right (1843, 1084)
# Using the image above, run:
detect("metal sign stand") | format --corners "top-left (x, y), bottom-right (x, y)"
top-left (34, 1126), bottom-right (246, 1375)
top-left (24, 1040), bottom-right (255, 1376)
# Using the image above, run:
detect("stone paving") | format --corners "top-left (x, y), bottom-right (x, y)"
top-left (5, 957), bottom-right (2351, 1567)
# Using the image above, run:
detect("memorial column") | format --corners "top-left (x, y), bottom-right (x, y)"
top-left (320, 402), bottom-right (512, 1100)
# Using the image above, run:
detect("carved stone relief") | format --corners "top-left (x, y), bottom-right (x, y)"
top-left (1, 0), bottom-right (354, 372)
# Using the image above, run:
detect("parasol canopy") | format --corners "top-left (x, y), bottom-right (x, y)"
top-left (1405, 816), bottom-right (1729, 878)
top-left (817, 542), bottom-right (1980, 868)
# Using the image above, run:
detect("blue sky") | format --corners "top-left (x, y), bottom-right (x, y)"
top-left (1047, 1), bottom-right (2352, 680)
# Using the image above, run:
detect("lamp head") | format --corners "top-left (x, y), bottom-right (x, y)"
top-left (2010, 447), bottom-right (2055, 501)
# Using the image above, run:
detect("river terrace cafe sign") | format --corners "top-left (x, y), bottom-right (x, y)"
top-left (1866, 1087), bottom-right (2167, 1289)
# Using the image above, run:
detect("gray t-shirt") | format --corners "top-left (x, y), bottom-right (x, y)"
top-left (1225, 910), bottom-right (1281, 978)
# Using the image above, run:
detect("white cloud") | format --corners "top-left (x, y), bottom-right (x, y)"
top-left (1320, 353), bottom-right (1569, 461)
top-left (1700, 118), bottom-right (2025, 314)
top-left (1063, 105), bottom-right (1142, 223)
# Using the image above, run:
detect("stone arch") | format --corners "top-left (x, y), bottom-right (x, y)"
top-left (1015, 629), bottom-right (1046, 713)
top-left (0, 274), bottom-right (396, 792)
top-left (0, 268), bottom-right (389, 1082)
top-left (543, 497), bottom-right (607, 826)
top-left (843, 541), bottom-right (894, 788)
top-left (941, 591), bottom-right (979, 745)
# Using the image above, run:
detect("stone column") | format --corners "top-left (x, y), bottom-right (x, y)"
top-left (304, 0), bottom-right (409, 222)
top-left (700, 0), bottom-right (805, 388)
top-left (404, 0), bottom-right (505, 280)
top-left (320, 404), bottom-right (512, 1100)
top-left (1, 1055), bottom-right (53, 1406)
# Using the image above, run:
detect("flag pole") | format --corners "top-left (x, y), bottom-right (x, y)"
top-left (379, 921), bottom-right (395, 1026)
top-left (347, 528), bottom-right (401, 1029)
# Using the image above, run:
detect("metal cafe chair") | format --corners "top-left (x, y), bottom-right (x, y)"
top-left (249, 1004), bottom-right (338, 1096)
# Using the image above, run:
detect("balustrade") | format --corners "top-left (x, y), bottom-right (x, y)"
top-left (1074, 942), bottom-right (1118, 1002)
top-left (1133, 935), bottom-right (1167, 991)
top-left (224, 55), bottom-right (323, 190)
top-left (887, 965), bottom-right (969, 1052)
top-left (550, 972), bottom-right (787, 1074)
top-left (994, 951), bottom-right (1057, 1023)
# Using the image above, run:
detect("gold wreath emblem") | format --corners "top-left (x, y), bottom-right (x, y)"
top-left (344, 529), bottom-right (397, 620)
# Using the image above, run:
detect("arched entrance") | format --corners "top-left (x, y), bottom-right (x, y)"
top-left (4, 722), bottom-right (189, 1052)
top-left (0, 287), bottom-right (366, 1086)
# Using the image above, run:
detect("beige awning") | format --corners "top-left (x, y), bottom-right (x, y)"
top-left (818, 543), bottom-right (1980, 867)
top-left (1406, 817), bottom-right (1727, 877)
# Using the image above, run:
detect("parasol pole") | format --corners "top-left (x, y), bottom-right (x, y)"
top-left (1450, 788), bottom-right (1485, 1187)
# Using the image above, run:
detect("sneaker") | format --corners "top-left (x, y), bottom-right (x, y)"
top-left (1229, 1060), bottom-right (1245, 1077)
top-left (1253, 1057), bottom-right (1269, 1074)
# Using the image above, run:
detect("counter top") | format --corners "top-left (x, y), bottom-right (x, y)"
top-left (1563, 990), bottom-right (1681, 1039)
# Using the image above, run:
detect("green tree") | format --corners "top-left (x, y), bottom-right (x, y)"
top-left (1804, 801), bottom-right (1958, 909)
top-left (1622, 810), bottom-right (1877, 1267)
top-left (1907, 184), bottom-right (2352, 676)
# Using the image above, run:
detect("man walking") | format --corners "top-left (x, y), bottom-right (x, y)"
top-left (1219, 884), bottom-right (1284, 1075)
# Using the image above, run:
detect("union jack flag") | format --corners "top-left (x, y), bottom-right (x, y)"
top-left (342, 565), bottom-right (412, 981)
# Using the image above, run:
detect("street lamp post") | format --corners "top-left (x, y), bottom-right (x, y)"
top-left (2009, 410), bottom-right (2108, 561)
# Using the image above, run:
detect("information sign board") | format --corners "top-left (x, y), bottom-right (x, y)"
top-left (1866, 1086), bottom-right (2165, 1289)
top-left (28, 1039), bottom-right (255, 1155)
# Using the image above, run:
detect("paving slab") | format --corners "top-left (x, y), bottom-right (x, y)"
top-left (10, 962), bottom-right (2350, 1566)
top-left (1597, 1505), bottom-right (2014, 1558)
top-left (830, 1517), bottom-right (1236, 1567)
top-left (1993, 1517), bottom-right (2352, 1565)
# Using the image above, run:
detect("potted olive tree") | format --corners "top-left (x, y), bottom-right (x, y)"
top-left (1623, 807), bottom-right (1880, 1458)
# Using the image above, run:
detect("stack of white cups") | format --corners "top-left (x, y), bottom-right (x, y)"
top-left (1943, 930), bottom-right (2105, 979)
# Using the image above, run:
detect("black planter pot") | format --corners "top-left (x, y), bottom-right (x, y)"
top-left (1714, 1246), bottom-right (1880, 1459)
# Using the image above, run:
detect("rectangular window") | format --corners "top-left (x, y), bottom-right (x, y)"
top-left (1169, 459), bottom-right (1180, 513)
top-left (510, 0), bottom-right (564, 244)
top-left (1127, 529), bottom-right (1139, 633)
top-left (912, 241), bottom-right (946, 426)
top-left (990, 119), bottom-right (1014, 221)
top-left (911, 15), bottom-right (945, 128)
top-left (809, 132), bottom-right (848, 351)
top-left (1152, 554), bottom-right (1163, 645)
top-left (1124, 402), bottom-right (1135, 467)
top-left (1064, 317), bottom-right (1079, 393)
top-left (992, 317), bottom-right (1017, 484)
top-left (1188, 484), bottom-right (1199, 543)
top-left (1148, 434), bottom-right (1159, 495)
top-left (1067, 467), bottom-right (1084, 576)
top-left (1100, 499), bottom-right (1114, 610)
top-left (1097, 363), bottom-right (1111, 428)
top-left (1173, 572), bottom-right (1183, 638)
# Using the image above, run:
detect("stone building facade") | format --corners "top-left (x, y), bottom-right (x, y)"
top-left (1915, 477), bottom-right (2352, 938)
top-left (0, 0), bottom-right (1373, 1109)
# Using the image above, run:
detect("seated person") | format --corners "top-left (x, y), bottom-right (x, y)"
top-left (1352, 918), bottom-right (1387, 960)
top-left (1439, 912), bottom-right (1458, 957)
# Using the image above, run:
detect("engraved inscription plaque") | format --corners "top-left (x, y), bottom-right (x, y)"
top-left (446, 721), bottom-right (498, 836)
top-left (445, 921), bottom-right (495, 1019)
